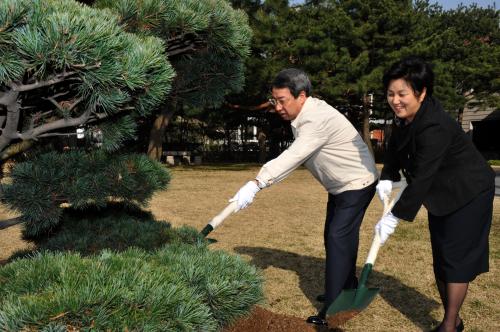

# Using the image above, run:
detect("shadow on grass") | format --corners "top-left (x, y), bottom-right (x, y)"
top-left (235, 246), bottom-right (440, 331)
top-left (7, 202), bottom-right (203, 261)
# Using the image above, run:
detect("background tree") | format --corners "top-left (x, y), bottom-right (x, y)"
top-left (225, 0), bottom-right (296, 161)
top-left (227, 0), bottom-right (499, 160)
top-left (407, 3), bottom-right (500, 113)
top-left (228, 0), bottom-right (416, 155)
top-left (95, 0), bottom-right (253, 160)
top-left (229, 0), bottom-right (292, 105)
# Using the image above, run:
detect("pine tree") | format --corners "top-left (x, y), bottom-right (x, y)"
top-left (0, 4), bottom-right (265, 328)
top-left (0, 0), bottom-right (175, 161)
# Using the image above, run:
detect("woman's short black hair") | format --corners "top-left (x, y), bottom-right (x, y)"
top-left (383, 56), bottom-right (434, 97)
top-left (272, 68), bottom-right (312, 98)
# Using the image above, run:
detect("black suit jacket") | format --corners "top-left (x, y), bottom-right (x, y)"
top-left (381, 97), bottom-right (495, 221)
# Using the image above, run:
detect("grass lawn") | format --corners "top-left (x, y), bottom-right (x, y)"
top-left (1, 164), bottom-right (498, 331)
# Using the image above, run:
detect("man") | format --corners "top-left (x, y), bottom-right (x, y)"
top-left (230, 68), bottom-right (377, 326)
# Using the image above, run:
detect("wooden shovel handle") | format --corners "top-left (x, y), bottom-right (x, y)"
top-left (208, 201), bottom-right (238, 229)
top-left (365, 181), bottom-right (408, 265)
top-left (200, 201), bottom-right (239, 237)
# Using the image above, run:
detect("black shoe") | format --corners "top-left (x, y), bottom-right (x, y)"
top-left (429, 319), bottom-right (464, 332)
top-left (316, 294), bottom-right (326, 302)
top-left (306, 315), bottom-right (328, 326)
top-left (429, 324), bottom-right (441, 332)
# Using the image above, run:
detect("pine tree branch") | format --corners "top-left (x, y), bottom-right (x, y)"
top-left (20, 105), bottom-right (37, 110)
top-left (87, 106), bottom-right (135, 122)
top-left (26, 110), bottom-right (57, 131)
top-left (45, 96), bottom-right (83, 113)
top-left (9, 72), bottom-right (79, 92)
top-left (28, 98), bottom-right (82, 131)
top-left (174, 86), bottom-right (201, 94)
top-left (167, 44), bottom-right (200, 57)
top-left (19, 108), bottom-right (92, 140)
top-left (225, 101), bottom-right (272, 111)
top-left (165, 33), bottom-right (206, 57)
top-left (37, 132), bottom-right (77, 138)
top-left (47, 91), bottom-right (71, 99)
top-left (0, 91), bottom-right (21, 153)
top-left (38, 110), bottom-right (56, 119)
top-left (8, 63), bottom-right (101, 92)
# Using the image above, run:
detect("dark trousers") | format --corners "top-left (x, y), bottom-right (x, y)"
top-left (322, 182), bottom-right (376, 311)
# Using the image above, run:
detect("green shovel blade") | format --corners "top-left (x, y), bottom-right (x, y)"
top-left (326, 263), bottom-right (379, 316)
top-left (326, 287), bottom-right (379, 316)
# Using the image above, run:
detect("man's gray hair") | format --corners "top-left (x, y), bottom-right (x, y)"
top-left (272, 68), bottom-right (312, 98)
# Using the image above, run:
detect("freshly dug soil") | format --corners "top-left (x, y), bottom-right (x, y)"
top-left (326, 310), bottom-right (360, 328)
top-left (223, 306), bottom-right (345, 332)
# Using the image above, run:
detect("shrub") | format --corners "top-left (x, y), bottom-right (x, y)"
top-left (9, 203), bottom-right (202, 260)
top-left (155, 244), bottom-right (265, 328)
top-left (0, 245), bottom-right (263, 330)
top-left (1, 151), bottom-right (171, 237)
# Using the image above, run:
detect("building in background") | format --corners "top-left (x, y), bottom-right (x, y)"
top-left (461, 101), bottom-right (500, 160)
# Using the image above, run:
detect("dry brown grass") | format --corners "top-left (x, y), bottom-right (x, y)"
top-left (0, 164), bottom-right (498, 331)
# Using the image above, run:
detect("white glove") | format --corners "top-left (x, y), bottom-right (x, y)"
top-left (229, 181), bottom-right (260, 211)
top-left (376, 180), bottom-right (393, 202)
top-left (375, 212), bottom-right (399, 245)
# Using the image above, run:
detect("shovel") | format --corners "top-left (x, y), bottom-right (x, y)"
top-left (200, 201), bottom-right (238, 238)
top-left (325, 181), bottom-right (407, 327)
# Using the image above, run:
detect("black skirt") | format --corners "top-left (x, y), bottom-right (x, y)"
top-left (428, 186), bottom-right (494, 283)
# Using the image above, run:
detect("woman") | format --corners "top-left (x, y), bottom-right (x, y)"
top-left (375, 57), bottom-right (495, 332)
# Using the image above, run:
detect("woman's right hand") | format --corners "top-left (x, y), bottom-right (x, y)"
top-left (376, 180), bottom-right (393, 202)
top-left (375, 212), bottom-right (399, 244)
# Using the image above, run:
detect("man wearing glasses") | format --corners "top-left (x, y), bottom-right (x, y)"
top-left (230, 68), bottom-right (378, 327)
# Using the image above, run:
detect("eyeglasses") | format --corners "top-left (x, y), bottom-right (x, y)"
top-left (268, 98), bottom-right (288, 107)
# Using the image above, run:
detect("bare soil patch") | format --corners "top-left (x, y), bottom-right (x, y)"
top-left (223, 306), bottom-right (343, 332)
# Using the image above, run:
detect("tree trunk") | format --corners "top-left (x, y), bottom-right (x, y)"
top-left (257, 130), bottom-right (267, 163)
top-left (362, 109), bottom-right (374, 157)
top-left (361, 93), bottom-right (374, 158)
top-left (363, 93), bottom-right (375, 158)
top-left (147, 105), bottom-right (175, 161)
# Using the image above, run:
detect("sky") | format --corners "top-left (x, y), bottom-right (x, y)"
top-left (289, 0), bottom-right (497, 10)
top-left (433, 0), bottom-right (496, 9)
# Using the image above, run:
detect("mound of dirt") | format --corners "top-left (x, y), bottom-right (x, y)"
top-left (223, 306), bottom-right (345, 332)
